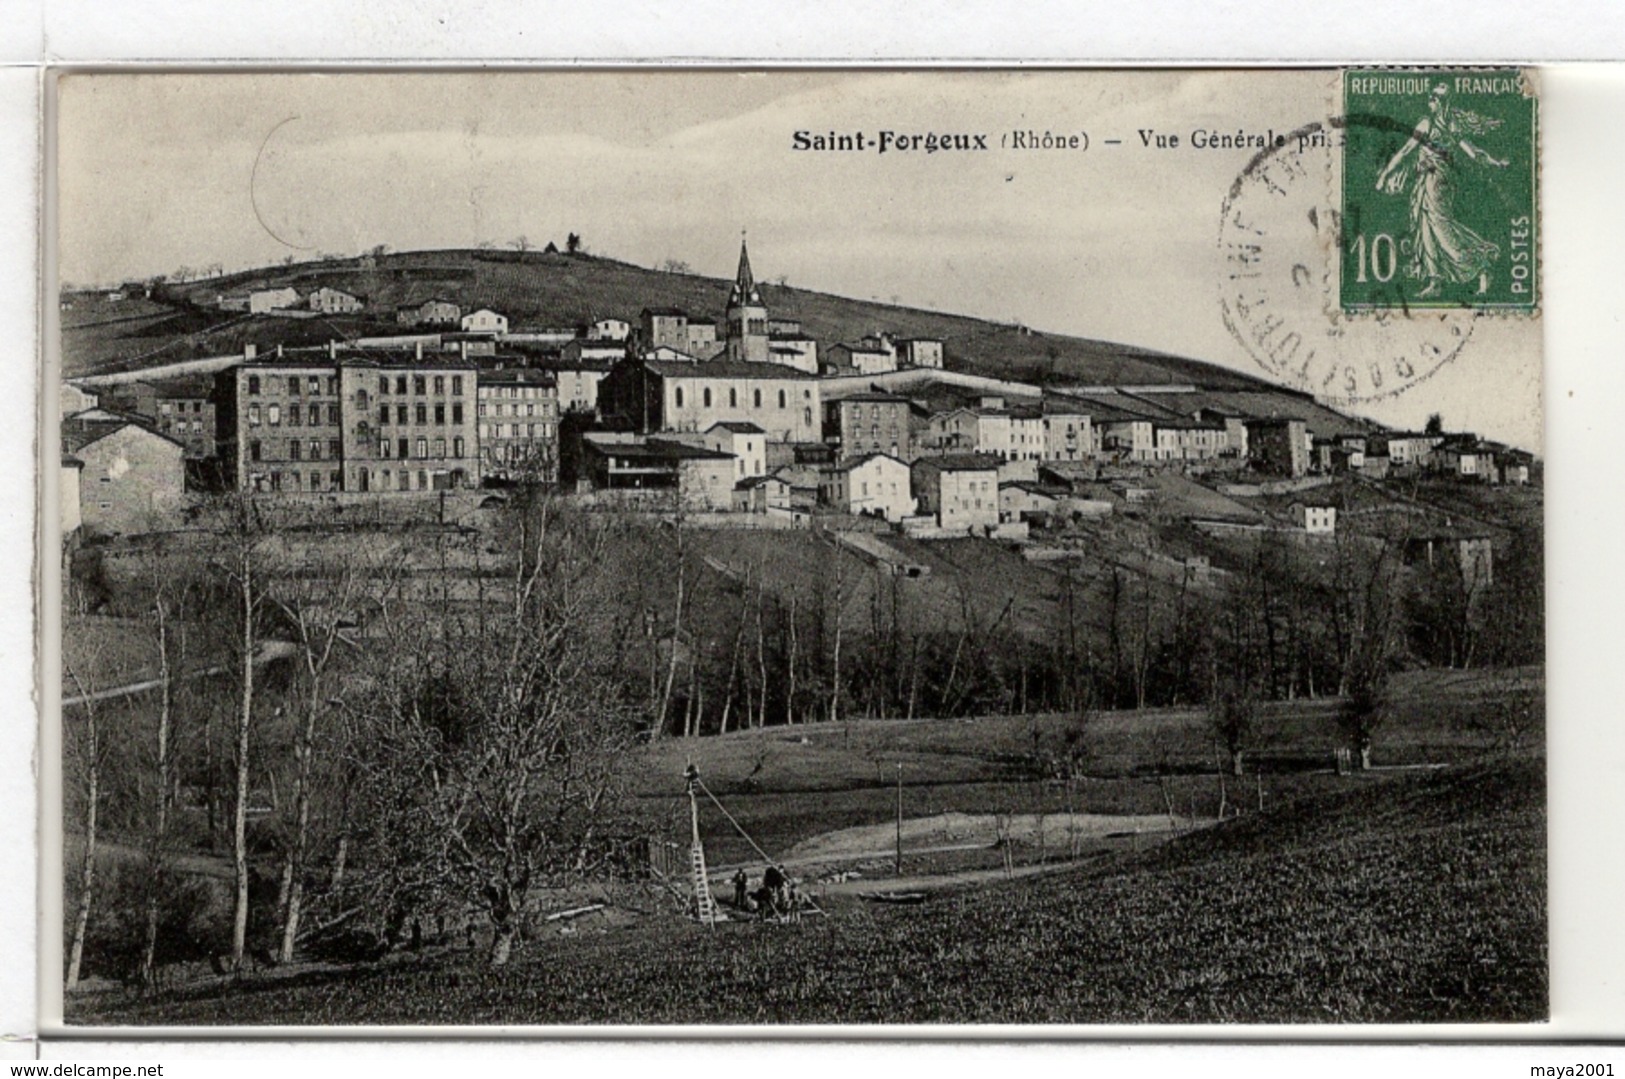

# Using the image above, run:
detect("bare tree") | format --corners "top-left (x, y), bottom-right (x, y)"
top-left (511, 236), bottom-right (532, 253)
top-left (350, 498), bottom-right (639, 965)
top-left (62, 641), bottom-right (107, 989)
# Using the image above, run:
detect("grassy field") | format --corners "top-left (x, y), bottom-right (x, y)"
top-left (67, 753), bottom-right (1544, 1025)
top-left (65, 248), bottom-right (1289, 391)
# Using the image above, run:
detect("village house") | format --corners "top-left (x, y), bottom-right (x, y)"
top-left (896, 338), bottom-right (944, 369)
top-left (580, 433), bottom-right (735, 510)
top-left (477, 368), bottom-right (560, 483)
top-left (640, 308), bottom-right (691, 352)
top-left (686, 321), bottom-right (720, 357)
top-left (825, 342), bottom-right (897, 377)
top-left (308, 286), bottom-right (365, 315)
top-left (704, 421), bottom-right (769, 481)
top-left (1152, 419), bottom-right (1228, 462)
top-left (248, 286), bottom-right (300, 314)
top-left (461, 308), bottom-right (509, 336)
top-left (911, 454), bottom-right (1001, 532)
top-left (587, 317), bottom-right (632, 342)
top-left (1245, 417), bottom-right (1310, 478)
top-left (821, 453), bottom-right (916, 522)
top-left (733, 472), bottom-right (795, 516)
top-left (1431, 436), bottom-right (1499, 480)
top-left (1378, 432), bottom-right (1445, 467)
top-left (522, 353), bottom-right (616, 416)
top-left (1040, 403), bottom-right (1093, 463)
top-left (1290, 501), bottom-right (1338, 534)
top-left (62, 415), bottom-right (185, 535)
top-left (998, 480), bottom-right (1067, 525)
top-left (396, 297), bottom-right (462, 327)
top-left (824, 392), bottom-right (914, 461)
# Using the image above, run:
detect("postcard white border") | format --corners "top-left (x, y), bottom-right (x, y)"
top-left (7, 0), bottom-right (1625, 1065)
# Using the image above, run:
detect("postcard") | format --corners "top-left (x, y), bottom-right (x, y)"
top-left (47, 68), bottom-right (1545, 1028)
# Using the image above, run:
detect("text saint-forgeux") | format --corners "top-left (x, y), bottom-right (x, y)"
top-left (791, 129), bottom-right (989, 153)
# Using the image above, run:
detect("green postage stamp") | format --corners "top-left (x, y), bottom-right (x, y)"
top-left (1342, 69), bottom-right (1538, 311)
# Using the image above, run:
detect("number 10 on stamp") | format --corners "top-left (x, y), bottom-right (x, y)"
top-left (1341, 68), bottom-right (1538, 311)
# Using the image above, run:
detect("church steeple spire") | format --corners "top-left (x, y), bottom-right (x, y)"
top-left (730, 231), bottom-right (761, 307)
top-left (725, 229), bottom-right (768, 363)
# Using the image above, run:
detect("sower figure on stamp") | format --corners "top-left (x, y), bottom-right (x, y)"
top-left (1374, 83), bottom-right (1509, 298)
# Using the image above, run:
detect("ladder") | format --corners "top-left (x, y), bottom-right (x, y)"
top-left (686, 762), bottom-right (719, 927)
top-left (690, 840), bottom-right (718, 925)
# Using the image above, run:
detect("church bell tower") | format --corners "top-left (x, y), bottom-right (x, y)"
top-left (725, 233), bottom-right (769, 364)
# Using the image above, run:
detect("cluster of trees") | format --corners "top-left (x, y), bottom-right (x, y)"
top-left (62, 489), bottom-right (1542, 985)
top-left (63, 495), bottom-right (647, 985)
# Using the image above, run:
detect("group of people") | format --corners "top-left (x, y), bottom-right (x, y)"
top-left (731, 864), bottom-right (804, 921)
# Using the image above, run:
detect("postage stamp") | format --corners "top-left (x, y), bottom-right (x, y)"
top-left (1341, 69), bottom-right (1538, 311)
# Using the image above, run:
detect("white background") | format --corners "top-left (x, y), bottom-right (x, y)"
top-left (3, 0), bottom-right (1623, 1070)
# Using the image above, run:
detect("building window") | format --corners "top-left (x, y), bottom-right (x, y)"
top-left (379, 405), bottom-right (389, 425)
top-left (416, 437), bottom-right (427, 459)
top-left (398, 437), bottom-right (409, 458)
top-left (379, 376), bottom-right (390, 395)
top-left (416, 404), bottom-right (427, 425)
top-left (267, 404), bottom-right (281, 426)
top-left (753, 389), bottom-right (762, 408)
top-left (675, 388), bottom-right (684, 408)
top-left (433, 376), bottom-right (445, 394)
top-left (290, 441), bottom-right (302, 461)
top-left (397, 404), bottom-right (408, 425)
top-left (477, 403), bottom-right (487, 417)
top-left (286, 376), bottom-right (300, 395)
top-left (249, 440), bottom-right (262, 462)
top-left (329, 439), bottom-right (341, 459)
top-left (729, 388), bottom-right (738, 408)
top-left (398, 470), bottom-right (410, 490)
top-left (434, 438), bottom-right (446, 459)
top-left (379, 439), bottom-right (391, 458)
top-left (414, 376), bottom-right (427, 395)
top-left (327, 377), bottom-right (339, 395)
top-left (289, 406), bottom-right (302, 427)
top-left (435, 404), bottom-right (445, 425)
top-left (452, 402), bottom-right (464, 424)
top-left (778, 390), bottom-right (786, 408)
top-left (331, 470), bottom-right (342, 490)
top-left (703, 388), bottom-right (712, 408)
top-left (247, 376), bottom-right (260, 395)
top-left (328, 404), bottom-right (340, 425)
top-left (453, 436), bottom-right (464, 457)
top-left (452, 376), bottom-right (463, 395)
top-left (396, 376), bottom-right (407, 395)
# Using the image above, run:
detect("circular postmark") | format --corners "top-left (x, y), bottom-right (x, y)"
top-left (1219, 115), bottom-right (1481, 406)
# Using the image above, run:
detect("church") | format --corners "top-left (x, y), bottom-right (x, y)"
top-left (599, 236), bottom-right (825, 443)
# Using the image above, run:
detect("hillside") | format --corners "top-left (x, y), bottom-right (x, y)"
top-left (68, 755), bottom-right (1544, 1025)
top-left (65, 248), bottom-right (1295, 394)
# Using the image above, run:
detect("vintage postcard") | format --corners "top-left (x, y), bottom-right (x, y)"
top-left (47, 68), bottom-right (1544, 1028)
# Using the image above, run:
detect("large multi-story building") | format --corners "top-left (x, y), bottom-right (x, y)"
top-left (103, 375), bottom-right (217, 460)
top-left (216, 352), bottom-right (481, 493)
top-left (824, 392), bottom-right (914, 461)
top-left (601, 356), bottom-right (823, 444)
top-left (477, 368), bottom-right (560, 482)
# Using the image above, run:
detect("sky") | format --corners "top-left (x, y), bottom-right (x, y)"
top-left (56, 70), bottom-right (1542, 448)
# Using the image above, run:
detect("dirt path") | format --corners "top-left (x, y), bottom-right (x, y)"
top-left (816, 856), bottom-right (1104, 896)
